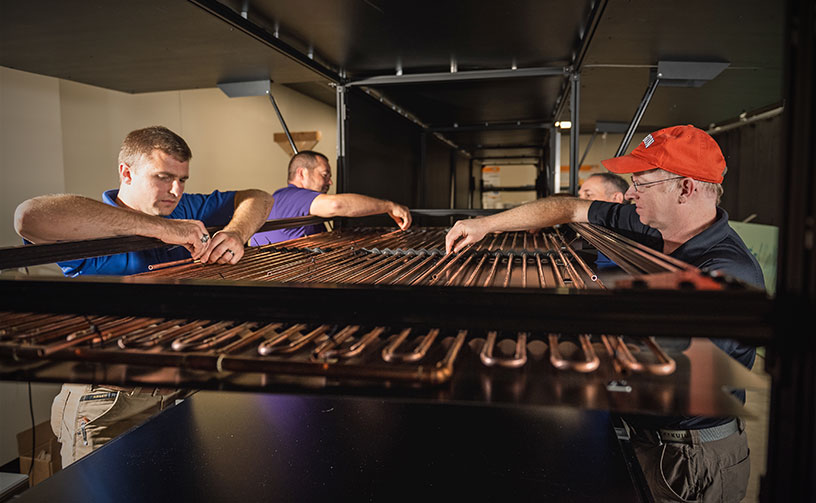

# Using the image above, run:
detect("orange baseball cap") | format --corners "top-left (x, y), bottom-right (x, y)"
top-left (601, 125), bottom-right (726, 183)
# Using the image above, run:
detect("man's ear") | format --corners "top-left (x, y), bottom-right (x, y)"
top-left (678, 178), bottom-right (695, 201)
top-left (611, 192), bottom-right (625, 203)
top-left (119, 163), bottom-right (133, 184)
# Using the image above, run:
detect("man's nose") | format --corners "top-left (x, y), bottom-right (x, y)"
top-left (624, 185), bottom-right (637, 201)
top-left (170, 181), bottom-right (183, 197)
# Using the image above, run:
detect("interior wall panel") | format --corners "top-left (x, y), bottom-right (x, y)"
top-left (715, 115), bottom-right (783, 226)
top-left (345, 88), bottom-right (420, 227)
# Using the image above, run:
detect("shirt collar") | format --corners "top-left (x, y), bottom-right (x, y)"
top-left (670, 208), bottom-right (729, 260)
top-left (102, 189), bottom-right (119, 206)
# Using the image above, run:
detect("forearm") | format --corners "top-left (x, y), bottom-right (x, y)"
top-left (476, 196), bottom-right (591, 233)
top-left (311, 193), bottom-right (395, 218)
top-left (222, 189), bottom-right (275, 243)
top-left (445, 196), bottom-right (591, 253)
top-left (15, 194), bottom-right (168, 243)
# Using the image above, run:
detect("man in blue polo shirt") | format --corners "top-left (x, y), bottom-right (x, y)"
top-left (16, 126), bottom-right (274, 275)
top-left (250, 150), bottom-right (411, 246)
top-left (14, 126), bottom-right (274, 466)
top-left (578, 172), bottom-right (630, 270)
top-left (446, 125), bottom-right (761, 502)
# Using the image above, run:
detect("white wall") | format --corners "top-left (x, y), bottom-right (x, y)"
top-left (0, 64), bottom-right (337, 465)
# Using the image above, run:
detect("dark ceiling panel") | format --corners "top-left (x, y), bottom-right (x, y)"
top-left (239, 0), bottom-right (591, 77)
top-left (0, 0), bottom-right (784, 156)
top-left (572, 0), bottom-right (784, 130)
top-left (372, 77), bottom-right (565, 128)
top-left (577, 66), bottom-right (783, 132)
top-left (0, 0), bottom-right (322, 93)
top-left (442, 129), bottom-right (550, 153)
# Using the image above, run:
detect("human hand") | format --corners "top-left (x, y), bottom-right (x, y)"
top-left (200, 230), bottom-right (244, 265)
top-left (445, 218), bottom-right (489, 254)
top-left (388, 203), bottom-right (412, 230)
top-left (158, 219), bottom-right (210, 259)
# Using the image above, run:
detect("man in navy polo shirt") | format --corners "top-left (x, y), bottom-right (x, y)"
top-left (446, 125), bottom-right (761, 502)
top-left (250, 150), bottom-right (411, 246)
top-left (578, 172), bottom-right (630, 270)
top-left (14, 126), bottom-right (274, 466)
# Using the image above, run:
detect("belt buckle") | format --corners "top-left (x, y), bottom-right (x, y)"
top-left (659, 429), bottom-right (692, 443)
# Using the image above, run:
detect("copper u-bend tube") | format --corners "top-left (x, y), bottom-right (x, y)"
top-left (480, 331), bottom-right (528, 368)
top-left (381, 328), bottom-right (440, 363)
top-left (312, 325), bottom-right (360, 360)
top-left (611, 336), bottom-right (676, 375)
top-left (219, 323), bottom-right (282, 354)
top-left (170, 321), bottom-right (233, 351)
top-left (257, 323), bottom-right (310, 355)
top-left (548, 334), bottom-right (600, 372)
top-left (316, 326), bottom-right (384, 359)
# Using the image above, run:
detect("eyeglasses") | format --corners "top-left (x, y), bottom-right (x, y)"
top-left (630, 176), bottom-right (685, 193)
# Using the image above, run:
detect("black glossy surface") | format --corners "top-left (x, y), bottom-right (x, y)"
top-left (16, 392), bottom-right (646, 502)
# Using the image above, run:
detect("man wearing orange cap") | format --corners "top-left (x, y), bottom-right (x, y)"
top-left (446, 125), bottom-right (761, 502)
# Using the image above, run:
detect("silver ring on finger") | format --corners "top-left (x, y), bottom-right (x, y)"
top-left (200, 234), bottom-right (210, 244)
top-left (226, 249), bottom-right (234, 256)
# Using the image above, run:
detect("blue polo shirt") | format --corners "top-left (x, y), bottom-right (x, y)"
top-left (250, 184), bottom-right (324, 246)
top-left (588, 202), bottom-right (764, 289)
top-left (56, 189), bottom-right (236, 277)
top-left (588, 201), bottom-right (764, 429)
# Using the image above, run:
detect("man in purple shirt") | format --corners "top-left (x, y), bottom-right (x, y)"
top-left (251, 151), bottom-right (412, 245)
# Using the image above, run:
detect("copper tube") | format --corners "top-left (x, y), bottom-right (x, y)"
top-left (482, 254), bottom-right (501, 287)
top-left (190, 322), bottom-right (258, 351)
top-left (170, 321), bottom-right (233, 351)
top-left (148, 258), bottom-right (195, 271)
top-left (600, 335), bottom-right (624, 374)
top-left (480, 331), bottom-right (528, 368)
top-left (545, 233), bottom-right (585, 289)
top-left (410, 248), bottom-right (463, 286)
top-left (117, 319), bottom-right (186, 349)
top-left (391, 254), bottom-right (438, 285)
top-left (554, 229), bottom-right (601, 284)
top-left (121, 321), bottom-right (208, 349)
top-left (354, 255), bottom-right (413, 284)
top-left (326, 326), bottom-right (385, 359)
top-left (257, 323), bottom-right (310, 355)
top-left (219, 323), bottom-right (282, 354)
top-left (265, 324), bottom-right (330, 355)
top-left (9, 315), bottom-right (93, 341)
top-left (312, 325), bottom-right (360, 360)
top-left (0, 313), bottom-right (75, 336)
top-left (548, 334), bottom-right (600, 372)
top-left (381, 328), bottom-right (440, 363)
top-left (373, 254), bottom-right (426, 284)
top-left (611, 336), bottom-right (676, 375)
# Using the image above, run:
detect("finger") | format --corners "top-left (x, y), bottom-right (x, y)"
top-left (453, 236), bottom-right (472, 254)
top-left (445, 229), bottom-right (460, 255)
top-left (189, 235), bottom-right (206, 260)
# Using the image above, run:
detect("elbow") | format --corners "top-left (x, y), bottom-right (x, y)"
top-left (263, 192), bottom-right (275, 214)
top-left (13, 199), bottom-right (37, 240)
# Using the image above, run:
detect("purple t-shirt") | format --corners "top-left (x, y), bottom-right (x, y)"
top-left (250, 184), bottom-right (325, 246)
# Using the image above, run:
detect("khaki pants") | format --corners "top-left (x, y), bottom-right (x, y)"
top-left (631, 420), bottom-right (750, 503)
top-left (50, 384), bottom-right (181, 467)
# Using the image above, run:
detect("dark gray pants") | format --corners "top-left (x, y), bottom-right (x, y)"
top-left (631, 420), bottom-right (750, 502)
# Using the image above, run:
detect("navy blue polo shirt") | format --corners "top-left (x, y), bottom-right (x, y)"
top-left (588, 201), bottom-right (764, 428)
top-left (56, 189), bottom-right (236, 277)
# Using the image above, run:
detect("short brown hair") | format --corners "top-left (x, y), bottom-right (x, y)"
top-left (118, 126), bottom-right (192, 167)
top-left (288, 150), bottom-right (328, 181)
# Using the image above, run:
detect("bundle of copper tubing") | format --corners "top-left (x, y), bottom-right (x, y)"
top-left (144, 227), bottom-right (604, 289)
top-left (0, 227), bottom-right (679, 381)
